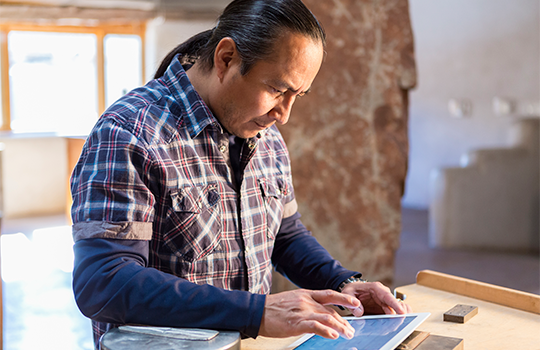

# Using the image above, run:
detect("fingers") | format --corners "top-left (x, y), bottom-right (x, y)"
top-left (403, 302), bottom-right (413, 313)
top-left (370, 283), bottom-right (410, 315)
top-left (300, 294), bottom-right (356, 339)
top-left (341, 281), bottom-right (413, 315)
top-left (379, 289), bottom-right (409, 315)
top-left (312, 289), bottom-right (367, 322)
top-left (351, 305), bottom-right (364, 317)
top-left (258, 285), bottom-right (412, 341)
top-left (304, 309), bottom-right (355, 339)
top-left (311, 289), bottom-right (361, 309)
top-left (259, 289), bottom-right (356, 340)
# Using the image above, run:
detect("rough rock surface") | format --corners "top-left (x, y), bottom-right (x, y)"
top-left (275, 0), bottom-right (416, 289)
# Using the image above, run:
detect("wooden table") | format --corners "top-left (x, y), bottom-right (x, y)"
top-left (241, 270), bottom-right (540, 350)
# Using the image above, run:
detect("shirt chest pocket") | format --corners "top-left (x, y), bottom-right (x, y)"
top-left (259, 177), bottom-right (289, 239)
top-left (164, 184), bottom-right (222, 262)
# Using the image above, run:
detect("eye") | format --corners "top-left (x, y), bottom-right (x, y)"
top-left (270, 86), bottom-right (285, 96)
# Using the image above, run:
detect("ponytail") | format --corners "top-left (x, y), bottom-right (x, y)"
top-left (153, 29), bottom-right (214, 79)
top-left (154, 0), bottom-right (325, 79)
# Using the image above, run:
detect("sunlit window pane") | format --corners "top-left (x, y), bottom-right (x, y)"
top-left (8, 31), bottom-right (98, 134)
top-left (104, 34), bottom-right (142, 108)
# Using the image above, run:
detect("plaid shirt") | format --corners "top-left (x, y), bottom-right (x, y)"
top-left (71, 56), bottom-right (295, 342)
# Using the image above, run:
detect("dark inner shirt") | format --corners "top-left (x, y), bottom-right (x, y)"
top-left (229, 134), bottom-right (244, 189)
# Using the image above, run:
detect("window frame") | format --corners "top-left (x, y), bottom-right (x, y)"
top-left (0, 22), bottom-right (146, 132)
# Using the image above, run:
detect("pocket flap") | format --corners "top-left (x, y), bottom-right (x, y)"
top-left (259, 177), bottom-right (289, 198)
top-left (172, 184), bottom-right (219, 213)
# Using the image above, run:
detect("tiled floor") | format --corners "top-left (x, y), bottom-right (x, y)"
top-left (1, 209), bottom-right (539, 349)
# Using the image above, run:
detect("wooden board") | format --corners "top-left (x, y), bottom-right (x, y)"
top-left (394, 284), bottom-right (540, 349)
top-left (416, 270), bottom-right (540, 314)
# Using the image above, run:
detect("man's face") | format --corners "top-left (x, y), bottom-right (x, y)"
top-left (211, 32), bottom-right (324, 139)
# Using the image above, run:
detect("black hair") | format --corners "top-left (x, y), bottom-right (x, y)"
top-left (154, 0), bottom-right (325, 79)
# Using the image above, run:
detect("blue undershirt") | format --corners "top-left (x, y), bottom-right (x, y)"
top-left (72, 134), bottom-right (358, 340)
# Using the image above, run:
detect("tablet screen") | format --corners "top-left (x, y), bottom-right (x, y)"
top-left (291, 313), bottom-right (430, 350)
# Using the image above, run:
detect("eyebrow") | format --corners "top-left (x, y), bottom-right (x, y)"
top-left (268, 79), bottom-right (311, 95)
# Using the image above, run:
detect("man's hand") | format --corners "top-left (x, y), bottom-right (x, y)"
top-left (258, 289), bottom-right (361, 340)
top-left (340, 281), bottom-right (413, 316)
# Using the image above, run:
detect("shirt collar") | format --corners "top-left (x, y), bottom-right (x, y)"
top-left (162, 55), bottom-right (267, 144)
top-left (162, 55), bottom-right (218, 139)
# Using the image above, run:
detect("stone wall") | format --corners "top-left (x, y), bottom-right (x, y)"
top-left (276, 0), bottom-right (416, 288)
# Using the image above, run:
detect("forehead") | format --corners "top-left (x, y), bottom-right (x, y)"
top-left (246, 32), bottom-right (324, 89)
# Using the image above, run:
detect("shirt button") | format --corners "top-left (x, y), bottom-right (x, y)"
top-left (219, 145), bottom-right (227, 152)
top-left (248, 143), bottom-right (255, 149)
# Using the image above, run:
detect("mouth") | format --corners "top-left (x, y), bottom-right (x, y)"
top-left (254, 121), bottom-right (273, 129)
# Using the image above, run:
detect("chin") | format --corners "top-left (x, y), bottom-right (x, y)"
top-left (233, 129), bottom-right (260, 139)
top-left (241, 132), bottom-right (260, 139)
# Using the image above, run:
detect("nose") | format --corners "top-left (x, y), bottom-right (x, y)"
top-left (269, 95), bottom-right (295, 125)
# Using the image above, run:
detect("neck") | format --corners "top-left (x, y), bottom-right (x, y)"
top-left (186, 63), bottom-right (212, 106)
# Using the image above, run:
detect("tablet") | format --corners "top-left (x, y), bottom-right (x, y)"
top-left (289, 313), bottom-right (430, 350)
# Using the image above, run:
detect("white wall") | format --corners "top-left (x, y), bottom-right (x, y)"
top-left (0, 136), bottom-right (67, 218)
top-left (145, 18), bottom-right (216, 82)
top-left (403, 0), bottom-right (540, 208)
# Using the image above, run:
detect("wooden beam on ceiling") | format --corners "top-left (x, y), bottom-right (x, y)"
top-left (0, 4), bottom-right (156, 24)
top-left (0, 4), bottom-right (221, 23)
top-left (0, 0), bottom-right (155, 10)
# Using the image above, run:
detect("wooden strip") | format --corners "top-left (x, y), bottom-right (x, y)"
top-left (65, 137), bottom-right (86, 223)
top-left (96, 29), bottom-right (106, 115)
top-left (0, 30), bottom-right (11, 131)
top-left (0, 22), bottom-right (146, 34)
top-left (139, 23), bottom-right (147, 84)
top-left (416, 270), bottom-right (540, 314)
top-left (396, 331), bottom-right (430, 350)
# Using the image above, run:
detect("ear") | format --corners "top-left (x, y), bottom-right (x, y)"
top-left (214, 37), bottom-right (240, 81)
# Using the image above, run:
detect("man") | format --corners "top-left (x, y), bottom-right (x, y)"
top-left (71, 0), bottom-right (411, 348)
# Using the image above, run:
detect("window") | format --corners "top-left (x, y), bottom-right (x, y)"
top-left (104, 34), bottom-right (143, 108)
top-left (0, 23), bottom-right (145, 134)
top-left (8, 31), bottom-right (98, 133)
